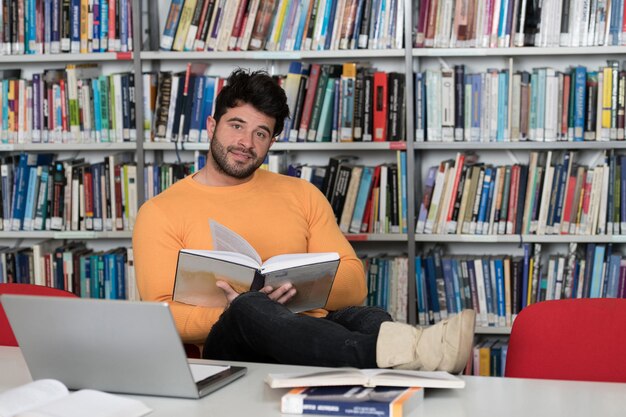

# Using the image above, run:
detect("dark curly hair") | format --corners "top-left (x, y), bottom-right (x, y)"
top-left (213, 68), bottom-right (290, 138)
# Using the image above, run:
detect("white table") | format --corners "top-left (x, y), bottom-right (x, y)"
top-left (1, 346), bottom-right (625, 417)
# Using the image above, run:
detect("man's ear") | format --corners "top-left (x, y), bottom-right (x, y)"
top-left (206, 116), bottom-right (216, 140)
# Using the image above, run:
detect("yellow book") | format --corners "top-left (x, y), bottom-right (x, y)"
top-left (602, 66), bottom-right (613, 138)
top-left (80, 0), bottom-right (89, 52)
top-left (266, 0), bottom-right (289, 51)
top-left (172, 0), bottom-right (198, 51)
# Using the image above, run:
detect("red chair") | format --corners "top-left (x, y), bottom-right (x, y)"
top-left (0, 283), bottom-right (77, 346)
top-left (505, 298), bottom-right (626, 382)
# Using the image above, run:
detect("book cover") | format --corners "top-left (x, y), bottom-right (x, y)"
top-left (173, 219), bottom-right (340, 313)
top-left (281, 385), bottom-right (424, 417)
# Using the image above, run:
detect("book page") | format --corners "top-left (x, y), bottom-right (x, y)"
top-left (19, 389), bottom-right (151, 417)
top-left (0, 379), bottom-right (68, 417)
top-left (266, 369), bottom-right (367, 388)
top-left (189, 364), bottom-right (231, 383)
top-left (261, 252), bottom-right (339, 273)
top-left (209, 219), bottom-right (261, 265)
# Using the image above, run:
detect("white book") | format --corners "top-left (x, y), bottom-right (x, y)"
top-left (473, 258), bottom-right (489, 327)
top-left (0, 379), bottom-right (151, 417)
top-left (426, 70), bottom-right (442, 141)
top-left (588, 167), bottom-right (604, 235)
top-left (425, 163), bottom-right (448, 234)
top-left (546, 256), bottom-right (556, 300)
top-left (174, 220), bottom-right (340, 313)
top-left (554, 255), bottom-right (566, 299)
top-left (436, 165), bottom-right (455, 234)
top-left (378, 165), bottom-right (389, 233)
top-left (441, 68), bottom-right (455, 141)
top-left (536, 151), bottom-right (554, 235)
top-left (544, 69), bottom-right (558, 141)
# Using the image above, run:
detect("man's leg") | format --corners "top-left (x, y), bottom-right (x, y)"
top-left (202, 292), bottom-right (378, 368)
top-left (324, 306), bottom-right (392, 335)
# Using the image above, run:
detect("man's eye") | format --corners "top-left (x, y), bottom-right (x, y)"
top-left (232, 124), bottom-right (242, 129)
top-left (256, 132), bottom-right (268, 140)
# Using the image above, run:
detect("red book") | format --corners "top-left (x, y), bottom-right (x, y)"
top-left (83, 167), bottom-right (94, 230)
top-left (561, 74), bottom-right (571, 139)
top-left (297, 63), bottom-right (321, 141)
top-left (59, 79), bottom-right (69, 139)
top-left (229, 0), bottom-right (250, 50)
top-left (372, 72), bottom-right (388, 141)
top-left (507, 165), bottom-right (520, 234)
top-left (560, 171), bottom-right (578, 234)
top-left (445, 153), bottom-right (465, 224)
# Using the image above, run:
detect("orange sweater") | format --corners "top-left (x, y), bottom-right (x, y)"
top-left (132, 170), bottom-right (367, 344)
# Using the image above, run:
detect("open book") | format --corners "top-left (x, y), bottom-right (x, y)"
top-left (265, 368), bottom-right (465, 389)
top-left (0, 379), bottom-right (151, 417)
top-left (173, 220), bottom-right (340, 313)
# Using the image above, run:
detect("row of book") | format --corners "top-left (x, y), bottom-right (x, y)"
top-left (160, 0), bottom-right (403, 53)
top-left (0, 66), bottom-right (137, 145)
top-left (0, 153), bottom-right (137, 232)
top-left (416, 61), bottom-right (626, 143)
top-left (143, 162), bottom-right (198, 202)
top-left (413, 0), bottom-right (626, 48)
top-left (145, 63), bottom-right (406, 144)
top-left (468, 338), bottom-right (508, 377)
top-left (416, 243), bottom-right (626, 329)
top-left (363, 254), bottom-right (409, 324)
top-left (417, 151), bottom-right (626, 237)
top-left (286, 153), bottom-right (408, 235)
top-left (0, 240), bottom-right (138, 300)
top-left (0, 0), bottom-right (134, 55)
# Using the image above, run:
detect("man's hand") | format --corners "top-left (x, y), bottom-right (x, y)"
top-left (259, 283), bottom-right (297, 305)
top-left (215, 281), bottom-right (297, 308)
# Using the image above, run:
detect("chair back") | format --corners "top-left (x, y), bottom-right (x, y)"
top-left (505, 298), bottom-right (626, 382)
top-left (0, 283), bottom-right (77, 346)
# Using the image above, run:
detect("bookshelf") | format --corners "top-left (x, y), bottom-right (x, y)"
top-left (4, 0), bottom-right (625, 348)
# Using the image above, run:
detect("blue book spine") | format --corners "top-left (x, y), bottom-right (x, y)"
top-left (52, 0), bottom-right (61, 49)
top-left (350, 0), bottom-right (365, 49)
top-left (22, 167), bottom-right (38, 230)
top-left (477, 167), bottom-right (493, 233)
top-left (482, 258), bottom-right (495, 326)
top-left (494, 258), bottom-right (506, 325)
top-left (415, 257), bottom-right (428, 325)
top-left (116, 251), bottom-right (126, 299)
top-left (590, 245), bottom-right (606, 298)
top-left (607, 254), bottom-right (622, 297)
top-left (441, 257), bottom-right (457, 315)
top-left (160, 0), bottom-right (183, 50)
top-left (424, 254), bottom-right (440, 323)
top-left (323, 0), bottom-right (339, 50)
top-left (26, 0), bottom-right (36, 53)
top-left (450, 258), bottom-right (462, 312)
top-left (349, 166), bottom-right (373, 233)
top-left (293, 0), bottom-right (309, 50)
top-left (104, 252), bottom-right (115, 299)
top-left (318, 0), bottom-right (334, 50)
top-left (153, 165), bottom-right (160, 196)
top-left (188, 75), bottom-right (205, 142)
top-left (10, 154), bottom-right (30, 231)
top-left (200, 77), bottom-right (216, 142)
top-left (119, 0), bottom-right (129, 52)
top-left (70, 0), bottom-right (80, 52)
top-left (496, 71), bottom-right (508, 141)
top-left (471, 74), bottom-right (481, 139)
top-left (44, 0), bottom-right (52, 52)
top-left (100, 0), bottom-right (109, 50)
top-left (574, 66), bottom-right (587, 141)
top-left (553, 152), bottom-right (571, 229)
top-left (97, 254), bottom-right (105, 299)
top-left (80, 256), bottom-right (89, 298)
top-left (482, 172), bottom-right (496, 234)
top-left (92, 79), bottom-right (102, 141)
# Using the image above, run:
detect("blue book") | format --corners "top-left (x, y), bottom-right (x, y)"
top-left (424, 254), bottom-right (441, 323)
top-left (188, 75), bottom-right (206, 142)
top-left (590, 245), bottom-right (606, 298)
top-left (44, 0), bottom-right (52, 52)
top-left (51, 0), bottom-right (61, 51)
top-left (92, 163), bottom-right (103, 231)
top-left (104, 251), bottom-right (117, 299)
top-left (494, 258), bottom-right (506, 326)
top-left (318, 0), bottom-right (334, 50)
top-left (573, 66), bottom-right (587, 141)
top-left (119, 0), bottom-right (129, 51)
top-left (92, 0), bottom-right (101, 51)
top-left (349, 166), bottom-right (374, 233)
top-left (281, 386), bottom-right (424, 417)
top-left (323, 0), bottom-right (339, 50)
top-left (100, 0), bottom-right (109, 51)
top-left (70, 0), bottom-right (80, 52)
top-left (26, 0), bottom-right (36, 53)
top-left (415, 257), bottom-right (428, 325)
top-left (201, 76), bottom-right (216, 142)
top-left (316, 77), bottom-right (337, 142)
top-left (115, 250), bottom-right (127, 299)
top-left (293, 0), bottom-right (309, 50)
top-left (476, 167), bottom-right (493, 233)
top-left (521, 243), bottom-right (531, 308)
top-left (80, 255), bottom-right (90, 298)
top-left (160, 0), bottom-right (184, 50)
top-left (450, 258), bottom-right (463, 311)
top-left (553, 152), bottom-right (571, 230)
top-left (22, 166), bottom-right (39, 231)
top-left (471, 74), bottom-right (481, 141)
top-left (496, 71), bottom-right (508, 141)
top-left (11, 154), bottom-right (54, 231)
top-left (482, 258), bottom-right (495, 326)
top-left (442, 257), bottom-right (458, 314)
top-left (92, 79), bottom-right (102, 142)
top-left (606, 254), bottom-right (622, 297)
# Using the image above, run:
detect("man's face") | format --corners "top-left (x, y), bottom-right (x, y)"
top-left (206, 103), bottom-right (276, 180)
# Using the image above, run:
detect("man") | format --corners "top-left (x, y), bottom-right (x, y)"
top-left (133, 69), bottom-right (475, 372)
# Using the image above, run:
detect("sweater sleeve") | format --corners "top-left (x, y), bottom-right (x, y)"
top-left (132, 200), bottom-right (222, 344)
top-left (305, 185), bottom-right (367, 310)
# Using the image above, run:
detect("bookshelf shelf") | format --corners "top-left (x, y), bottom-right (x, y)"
top-left (0, 143), bottom-right (137, 152)
top-left (0, 52), bottom-right (132, 63)
top-left (345, 233), bottom-right (408, 242)
top-left (414, 142), bottom-right (626, 150)
top-left (140, 49), bottom-right (405, 61)
top-left (144, 141), bottom-right (406, 151)
top-left (0, 231), bottom-right (132, 239)
top-left (415, 235), bottom-right (626, 243)
top-left (412, 46), bottom-right (626, 57)
top-left (475, 326), bottom-right (512, 335)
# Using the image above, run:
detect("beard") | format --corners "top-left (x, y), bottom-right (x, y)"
top-left (209, 135), bottom-right (265, 179)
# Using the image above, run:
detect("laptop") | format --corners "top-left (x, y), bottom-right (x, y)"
top-left (0, 295), bottom-right (246, 399)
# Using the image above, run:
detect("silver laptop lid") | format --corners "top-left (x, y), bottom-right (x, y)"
top-left (1, 295), bottom-right (202, 398)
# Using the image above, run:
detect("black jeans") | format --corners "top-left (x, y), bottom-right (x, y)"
top-left (202, 291), bottom-right (392, 368)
